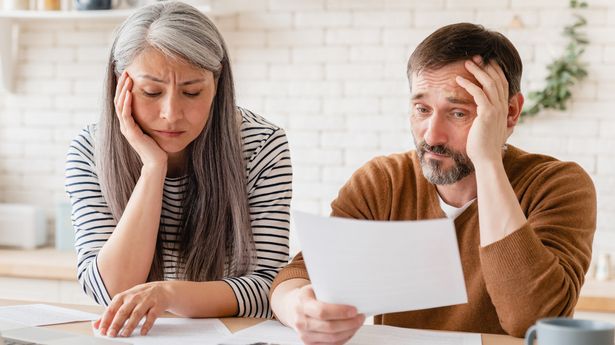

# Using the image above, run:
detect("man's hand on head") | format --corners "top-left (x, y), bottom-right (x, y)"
top-left (455, 55), bottom-right (510, 168)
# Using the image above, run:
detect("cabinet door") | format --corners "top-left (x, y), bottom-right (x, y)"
top-left (59, 281), bottom-right (97, 306)
top-left (0, 277), bottom-right (60, 303)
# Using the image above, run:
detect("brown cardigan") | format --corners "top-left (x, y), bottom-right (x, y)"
top-left (271, 145), bottom-right (597, 337)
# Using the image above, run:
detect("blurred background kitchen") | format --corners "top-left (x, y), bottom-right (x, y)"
top-left (0, 0), bottom-right (613, 321)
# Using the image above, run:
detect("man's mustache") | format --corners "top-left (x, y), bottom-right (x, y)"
top-left (417, 142), bottom-right (453, 157)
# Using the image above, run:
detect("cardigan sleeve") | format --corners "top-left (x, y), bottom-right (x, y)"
top-left (479, 162), bottom-right (597, 337)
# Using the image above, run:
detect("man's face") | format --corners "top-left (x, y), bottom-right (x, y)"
top-left (410, 61), bottom-right (478, 185)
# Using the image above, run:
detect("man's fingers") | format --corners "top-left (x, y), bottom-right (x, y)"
top-left (483, 61), bottom-right (508, 101)
top-left (469, 56), bottom-right (509, 102)
top-left (299, 286), bottom-right (358, 321)
top-left (304, 314), bottom-right (365, 334)
top-left (456, 75), bottom-right (490, 110)
top-left (490, 59), bottom-right (510, 97)
top-left (472, 55), bottom-right (482, 65)
top-left (302, 299), bottom-right (358, 321)
top-left (464, 60), bottom-right (499, 104)
top-left (300, 326), bottom-right (361, 345)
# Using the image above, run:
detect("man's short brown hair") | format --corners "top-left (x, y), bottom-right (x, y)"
top-left (408, 22), bottom-right (523, 97)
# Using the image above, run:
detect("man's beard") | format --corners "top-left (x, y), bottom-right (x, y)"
top-left (414, 140), bottom-right (474, 185)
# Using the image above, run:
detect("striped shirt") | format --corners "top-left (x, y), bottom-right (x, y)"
top-left (65, 108), bottom-right (292, 318)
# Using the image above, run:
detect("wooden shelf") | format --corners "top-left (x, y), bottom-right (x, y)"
top-left (0, 5), bottom-right (210, 19)
top-left (0, 9), bottom-right (135, 20)
top-left (577, 279), bottom-right (615, 312)
top-left (0, 247), bottom-right (76, 281)
top-left (0, 5), bottom-right (211, 93)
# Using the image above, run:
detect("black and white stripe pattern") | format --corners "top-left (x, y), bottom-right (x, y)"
top-left (65, 108), bottom-right (291, 318)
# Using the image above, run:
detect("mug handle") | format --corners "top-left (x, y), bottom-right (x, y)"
top-left (524, 325), bottom-right (537, 345)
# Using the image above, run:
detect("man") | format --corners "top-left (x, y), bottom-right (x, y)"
top-left (269, 23), bottom-right (597, 344)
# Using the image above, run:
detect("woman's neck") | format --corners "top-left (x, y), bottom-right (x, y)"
top-left (166, 151), bottom-right (187, 178)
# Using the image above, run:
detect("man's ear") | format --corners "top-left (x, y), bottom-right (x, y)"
top-left (507, 92), bottom-right (524, 129)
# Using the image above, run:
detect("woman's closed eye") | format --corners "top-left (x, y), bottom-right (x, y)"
top-left (142, 89), bottom-right (162, 97)
top-left (183, 90), bottom-right (202, 97)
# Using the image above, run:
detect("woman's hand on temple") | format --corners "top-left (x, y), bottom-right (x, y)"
top-left (115, 71), bottom-right (167, 171)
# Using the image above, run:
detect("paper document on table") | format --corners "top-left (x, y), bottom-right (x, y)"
top-left (354, 324), bottom-right (482, 345)
top-left (219, 320), bottom-right (482, 345)
top-left (0, 318), bottom-right (29, 332)
top-left (218, 320), bottom-right (299, 345)
top-left (94, 317), bottom-right (231, 345)
top-left (0, 304), bottom-right (98, 326)
top-left (294, 211), bottom-right (468, 316)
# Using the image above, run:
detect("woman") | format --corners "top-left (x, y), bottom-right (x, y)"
top-left (64, 1), bottom-right (292, 338)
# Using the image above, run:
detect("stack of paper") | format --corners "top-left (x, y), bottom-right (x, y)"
top-left (219, 320), bottom-right (482, 345)
top-left (94, 318), bottom-right (231, 345)
top-left (0, 304), bottom-right (98, 326)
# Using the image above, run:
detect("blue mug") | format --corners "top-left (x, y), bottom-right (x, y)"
top-left (525, 317), bottom-right (614, 345)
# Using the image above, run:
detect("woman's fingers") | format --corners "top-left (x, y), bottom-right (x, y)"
top-left (115, 79), bottom-right (128, 130)
top-left (140, 308), bottom-right (160, 336)
top-left (107, 301), bottom-right (137, 337)
top-left (120, 303), bottom-right (152, 337)
top-left (121, 78), bottom-right (135, 130)
top-left (98, 296), bottom-right (123, 336)
top-left (113, 71), bottom-right (126, 106)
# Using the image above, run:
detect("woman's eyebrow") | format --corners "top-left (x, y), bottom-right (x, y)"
top-left (136, 74), bottom-right (205, 86)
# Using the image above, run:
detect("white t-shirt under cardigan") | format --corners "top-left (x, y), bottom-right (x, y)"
top-left (65, 108), bottom-right (292, 318)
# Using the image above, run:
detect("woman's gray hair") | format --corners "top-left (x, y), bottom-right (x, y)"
top-left (97, 1), bottom-right (254, 282)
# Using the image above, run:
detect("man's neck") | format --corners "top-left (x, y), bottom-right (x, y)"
top-left (435, 172), bottom-right (477, 208)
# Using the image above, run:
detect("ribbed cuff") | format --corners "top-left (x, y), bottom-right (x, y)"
top-left (269, 266), bottom-right (310, 299)
top-left (479, 223), bottom-right (553, 281)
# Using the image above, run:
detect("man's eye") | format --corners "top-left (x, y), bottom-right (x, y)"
top-left (415, 106), bottom-right (430, 114)
top-left (452, 111), bottom-right (465, 118)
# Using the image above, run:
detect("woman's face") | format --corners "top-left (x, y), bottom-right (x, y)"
top-left (125, 48), bottom-right (216, 157)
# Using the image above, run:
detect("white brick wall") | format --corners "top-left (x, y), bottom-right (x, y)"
top-left (0, 0), bottom-right (614, 258)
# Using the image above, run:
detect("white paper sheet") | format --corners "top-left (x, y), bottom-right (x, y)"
top-left (219, 320), bottom-right (482, 345)
top-left (0, 318), bottom-right (29, 332)
top-left (94, 317), bottom-right (231, 345)
top-left (293, 211), bottom-right (468, 316)
top-left (0, 304), bottom-right (98, 326)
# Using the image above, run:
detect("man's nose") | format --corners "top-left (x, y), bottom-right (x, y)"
top-left (423, 113), bottom-right (448, 147)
